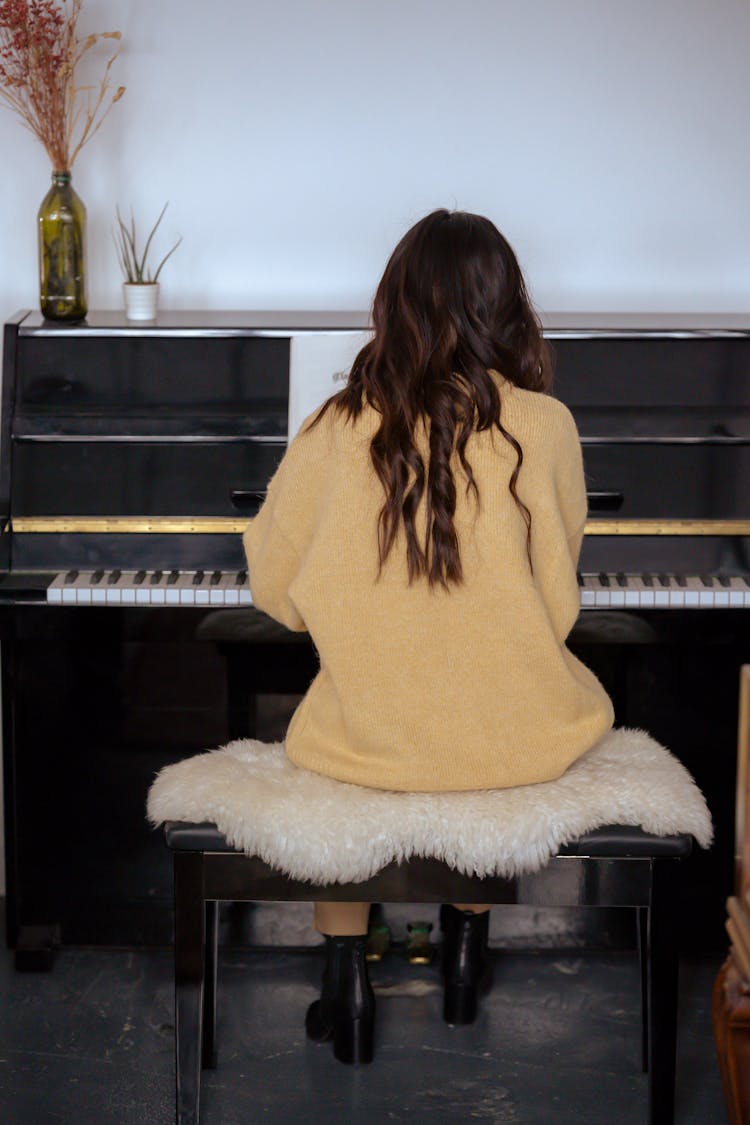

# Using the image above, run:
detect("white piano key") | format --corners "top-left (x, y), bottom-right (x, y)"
top-left (220, 573), bottom-right (240, 605)
top-left (233, 571), bottom-right (253, 606)
top-left (607, 576), bottom-right (627, 608)
top-left (47, 573), bottom-right (66, 603)
top-left (209, 572), bottom-right (226, 605)
top-left (191, 572), bottom-right (210, 605)
top-left (593, 576), bottom-right (611, 607)
top-left (149, 574), bottom-right (167, 605)
top-left (176, 573), bottom-right (197, 605)
top-left (164, 572), bottom-right (181, 604)
top-left (631, 576), bottom-right (655, 608)
top-left (118, 571), bottom-right (139, 604)
top-left (653, 582), bottom-right (670, 608)
top-left (729, 577), bottom-right (748, 608)
top-left (71, 572), bottom-right (93, 604)
top-left (623, 578), bottom-right (640, 607)
top-left (683, 577), bottom-right (701, 608)
top-left (698, 582), bottom-right (715, 608)
top-left (105, 578), bottom-right (122, 604)
top-left (668, 580), bottom-right (686, 608)
top-left (579, 576), bottom-right (596, 608)
top-left (135, 572), bottom-right (152, 604)
top-left (88, 571), bottom-right (107, 604)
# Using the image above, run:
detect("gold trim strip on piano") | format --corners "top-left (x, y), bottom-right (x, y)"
top-left (585, 519), bottom-right (750, 536)
top-left (11, 517), bottom-right (249, 534)
top-left (8, 516), bottom-right (750, 536)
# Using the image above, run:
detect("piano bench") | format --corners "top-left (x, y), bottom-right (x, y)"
top-left (164, 820), bottom-right (693, 1125)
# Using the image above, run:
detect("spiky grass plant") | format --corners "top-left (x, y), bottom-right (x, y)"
top-left (114, 201), bottom-right (182, 284)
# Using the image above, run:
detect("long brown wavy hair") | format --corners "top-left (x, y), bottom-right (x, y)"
top-left (306, 209), bottom-right (553, 588)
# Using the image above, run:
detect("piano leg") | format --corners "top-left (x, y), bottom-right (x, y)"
top-left (175, 850), bottom-right (206, 1125)
top-left (202, 900), bottom-right (219, 1069)
top-left (636, 906), bottom-right (649, 1072)
top-left (647, 857), bottom-right (680, 1125)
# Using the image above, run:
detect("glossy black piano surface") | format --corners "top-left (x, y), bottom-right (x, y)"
top-left (2, 310), bottom-right (750, 961)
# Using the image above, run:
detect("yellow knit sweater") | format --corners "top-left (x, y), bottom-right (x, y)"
top-left (242, 375), bottom-right (614, 792)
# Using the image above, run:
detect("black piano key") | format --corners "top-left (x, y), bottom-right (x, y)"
top-left (167, 570), bottom-right (179, 585)
top-left (642, 573), bottom-right (654, 587)
top-left (65, 569), bottom-right (79, 584)
top-left (134, 570), bottom-right (146, 585)
top-left (236, 570), bottom-right (247, 586)
top-left (658, 574), bottom-right (670, 588)
top-left (210, 570), bottom-right (222, 585)
top-left (150, 570), bottom-right (163, 585)
top-left (107, 569), bottom-right (122, 585)
top-left (718, 575), bottom-right (731, 587)
top-left (598, 572), bottom-right (610, 587)
top-left (192, 570), bottom-right (205, 586)
top-left (91, 569), bottom-right (104, 584)
top-left (615, 572), bottom-right (628, 587)
top-left (577, 573), bottom-right (583, 587)
top-left (700, 575), bottom-right (714, 587)
top-left (675, 575), bottom-right (687, 587)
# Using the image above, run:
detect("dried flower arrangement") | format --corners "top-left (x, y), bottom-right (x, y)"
top-left (0, 0), bottom-right (124, 171)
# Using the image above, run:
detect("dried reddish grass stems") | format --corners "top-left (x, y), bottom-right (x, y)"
top-left (0, 0), bottom-right (124, 171)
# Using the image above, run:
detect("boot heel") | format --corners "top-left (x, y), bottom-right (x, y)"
top-left (333, 1014), bottom-right (375, 1064)
top-left (444, 982), bottom-right (478, 1025)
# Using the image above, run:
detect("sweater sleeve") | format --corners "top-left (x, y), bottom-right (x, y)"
top-left (554, 404), bottom-right (588, 566)
top-left (242, 500), bottom-right (307, 632)
top-left (241, 422), bottom-right (321, 633)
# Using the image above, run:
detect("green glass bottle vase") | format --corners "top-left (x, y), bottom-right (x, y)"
top-left (38, 171), bottom-right (87, 321)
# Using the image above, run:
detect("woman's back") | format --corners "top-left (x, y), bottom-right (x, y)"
top-left (243, 373), bottom-right (614, 791)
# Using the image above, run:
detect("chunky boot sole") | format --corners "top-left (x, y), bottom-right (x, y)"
top-left (333, 1014), bottom-right (375, 1064)
top-left (444, 982), bottom-right (478, 1025)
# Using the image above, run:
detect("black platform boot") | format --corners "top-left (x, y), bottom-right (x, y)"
top-left (440, 905), bottom-right (494, 1025)
top-left (305, 933), bottom-right (375, 1064)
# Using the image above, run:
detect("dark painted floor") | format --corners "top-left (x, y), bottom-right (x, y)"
top-left (0, 938), bottom-right (728, 1125)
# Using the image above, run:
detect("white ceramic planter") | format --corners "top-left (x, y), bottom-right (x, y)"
top-left (123, 282), bottom-right (159, 321)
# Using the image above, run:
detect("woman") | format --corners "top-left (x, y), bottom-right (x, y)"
top-left (242, 209), bottom-right (614, 1064)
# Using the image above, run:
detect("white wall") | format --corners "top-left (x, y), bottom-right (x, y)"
top-left (1, 0), bottom-right (749, 893)
top-left (2, 0), bottom-right (750, 321)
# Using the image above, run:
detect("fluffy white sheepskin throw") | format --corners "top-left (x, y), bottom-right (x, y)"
top-left (146, 727), bottom-right (713, 885)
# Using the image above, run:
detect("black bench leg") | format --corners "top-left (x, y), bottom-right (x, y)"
top-left (637, 906), bottom-right (649, 1072)
top-left (647, 857), bottom-right (680, 1125)
top-left (202, 900), bottom-right (219, 1069)
top-left (175, 851), bottom-right (206, 1125)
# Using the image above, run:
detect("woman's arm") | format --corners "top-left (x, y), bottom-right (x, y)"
top-left (242, 500), bottom-right (307, 632)
top-left (241, 417), bottom-right (327, 633)
top-left (554, 404), bottom-right (589, 567)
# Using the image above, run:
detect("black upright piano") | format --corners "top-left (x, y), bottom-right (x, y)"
top-left (2, 309), bottom-right (749, 964)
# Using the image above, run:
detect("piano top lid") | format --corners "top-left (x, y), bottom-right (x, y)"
top-left (14, 309), bottom-right (750, 339)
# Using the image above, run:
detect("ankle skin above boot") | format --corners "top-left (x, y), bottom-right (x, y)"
top-left (305, 933), bottom-right (376, 1064)
top-left (441, 905), bottom-right (493, 1025)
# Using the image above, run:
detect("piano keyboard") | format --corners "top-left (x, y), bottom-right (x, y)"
top-left (46, 569), bottom-right (252, 606)
top-left (577, 572), bottom-right (750, 608)
top-left (43, 569), bottom-right (750, 608)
